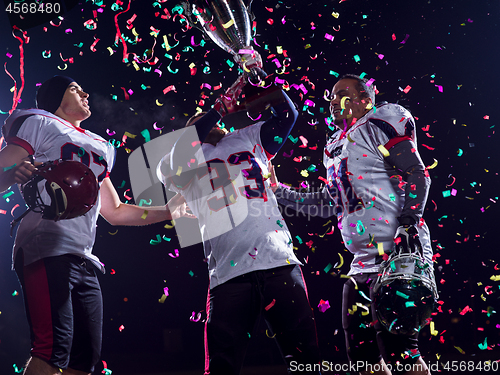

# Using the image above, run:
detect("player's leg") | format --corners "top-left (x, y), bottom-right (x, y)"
top-left (370, 280), bottom-right (424, 375)
top-left (66, 257), bottom-right (103, 375)
top-left (15, 251), bottom-right (75, 374)
top-left (204, 273), bottom-right (260, 375)
top-left (342, 273), bottom-right (390, 375)
top-left (262, 265), bottom-right (321, 374)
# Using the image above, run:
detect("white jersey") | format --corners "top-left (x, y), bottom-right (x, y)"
top-left (323, 103), bottom-right (432, 275)
top-left (3, 109), bottom-right (116, 272)
top-left (165, 122), bottom-right (301, 288)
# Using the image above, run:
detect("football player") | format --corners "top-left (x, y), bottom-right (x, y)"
top-left (0, 76), bottom-right (192, 375)
top-left (158, 51), bottom-right (321, 375)
top-left (274, 74), bottom-right (435, 375)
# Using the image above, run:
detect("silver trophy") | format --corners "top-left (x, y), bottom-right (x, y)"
top-left (182, 0), bottom-right (285, 117)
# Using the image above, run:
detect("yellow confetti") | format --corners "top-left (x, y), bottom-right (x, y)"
top-left (189, 62), bottom-right (196, 69)
top-left (377, 242), bottom-right (384, 256)
top-left (300, 170), bottom-right (309, 177)
top-left (132, 61), bottom-right (140, 71)
top-left (277, 46), bottom-right (283, 54)
top-left (158, 294), bottom-right (167, 303)
top-left (156, 99), bottom-right (164, 106)
top-left (335, 253), bottom-right (344, 268)
top-left (430, 321), bottom-right (438, 336)
top-left (378, 144), bottom-right (390, 157)
top-left (124, 131), bottom-right (137, 138)
top-left (164, 220), bottom-right (175, 229)
top-left (229, 194), bottom-right (236, 204)
top-left (332, 11), bottom-right (340, 18)
top-left (265, 329), bottom-right (276, 338)
top-left (141, 210), bottom-right (149, 220)
top-left (176, 166), bottom-right (182, 176)
top-left (347, 133), bottom-right (355, 143)
top-left (490, 275), bottom-right (500, 281)
top-left (357, 303), bottom-right (370, 316)
top-left (454, 346), bottom-right (465, 354)
top-left (340, 96), bottom-right (349, 109)
top-left (108, 230), bottom-right (119, 235)
top-left (427, 158), bottom-right (438, 169)
top-left (222, 19), bottom-right (235, 28)
top-left (107, 46), bottom-right (114, 55)
top-left (132, 27), bottom-right (139, 37)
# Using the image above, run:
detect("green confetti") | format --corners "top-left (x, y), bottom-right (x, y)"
top-left (288, 135), bottom-right (298, 143)
top-left (3, 163), bottom-right (16, 172)
top-left (324, 263), bottom-right (333, 273)
top-left (457, 148), bottom-right (463, 156)
top-left (442, 190), bottom-right (451, 197)
top-left (230, 261), bottom-right (237, 267)
top-left (356, 220), bottom-right (365, 235)
top-left (295, 235), bottom-right (303, 244)
top-left (274, 136), bottom-right (283, 144)
top-left (409, 192), bottom-right (417, 199)
top-left (396, 291), bottom-right (409, 299)
top-left (150, 235), bottom-right (162, 245)
top-left (329, 70), bottom-right (339, 77)
top-left (353, 55), bottom-right (361, 62)
top-left (405, 301), bottom-right (416, 308)
top-left (389, 194), bottom-right (396, 201)
top-left (141, 129), bottom-right (151, 143)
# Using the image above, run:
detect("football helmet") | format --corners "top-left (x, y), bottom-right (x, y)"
top-left (372, 245), bottom-right (438, 336)
top-left (20, 159), bottom-right (99, 221)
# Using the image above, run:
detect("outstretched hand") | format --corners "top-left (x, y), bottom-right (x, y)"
top-left (267, 161), bottom-right (278, 193)
top-left (167, 193), bottom-right (196, 220)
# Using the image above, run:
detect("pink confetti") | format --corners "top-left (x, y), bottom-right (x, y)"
top-left (265, 299), bottom-right (276, 311)
top-left (163, 85), bottom-right (177, 94)
top-left (318, 299), bottom-right (331, 313)
top-left (324, 33), bottom-right (334, 41)
top-left (168, 249), bottom-right (180, 258)
top-left (298, 136), bottom-right (308, 148)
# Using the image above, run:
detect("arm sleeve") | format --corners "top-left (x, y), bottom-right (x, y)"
top-left (169, 109), bottom-right (222, 188)
top-left (385, 139), bottom-right (431, 225)
top-left (274, 185), bottom-right (337, 219)
top-left (260, 90), bottom-right (298, 158)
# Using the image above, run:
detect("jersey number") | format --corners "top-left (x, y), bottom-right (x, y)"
top-left (196, 151), bottom-right (267, 212)
top-left (61, 143), bottom-right (108, 182)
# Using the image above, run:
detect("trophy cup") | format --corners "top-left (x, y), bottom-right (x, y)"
top-left (182, 0), bottom-right (285, 118)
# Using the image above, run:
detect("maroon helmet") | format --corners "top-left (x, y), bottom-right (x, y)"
top-left (21, 159), bottom-right (99, 221)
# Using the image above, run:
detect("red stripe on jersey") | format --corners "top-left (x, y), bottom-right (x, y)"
top-left (385, 135), bottom-right (412, 150)
top-left (23, 259), bottom-right (54, 361)
top-left (265, 149), bottom-right (275, 160)
top-left (6, 136), bottom-right (34, 155)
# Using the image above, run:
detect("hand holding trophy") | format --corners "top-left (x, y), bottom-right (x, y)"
top-left (182, 0), bottom-right (286, 118)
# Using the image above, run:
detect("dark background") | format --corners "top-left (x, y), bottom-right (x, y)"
top-left (0, 0), bottom-right (499, 374)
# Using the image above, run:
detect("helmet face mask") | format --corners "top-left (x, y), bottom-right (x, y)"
top-left (373, 250), bottom-right (438, 336)
top-left (20, 160), bottom-right (99, 221)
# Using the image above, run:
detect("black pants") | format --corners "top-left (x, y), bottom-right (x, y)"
top-left (15, 251), bottom-right (102, 373)
top-left (204, 265), bottom-right (321, 375)
top-left (342, 273), bottom-right (420, 375)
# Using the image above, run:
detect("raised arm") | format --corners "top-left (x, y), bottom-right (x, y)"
top-left (260, 90), bottom-right (298, 157)
top-left (99, 177), bottom-right (194, 226)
